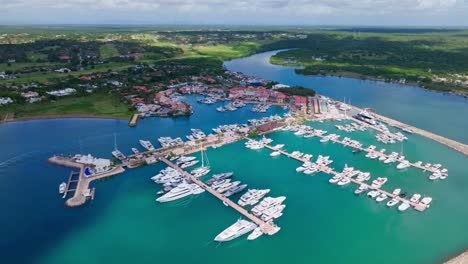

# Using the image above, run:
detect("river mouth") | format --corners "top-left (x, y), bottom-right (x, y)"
top-left (224, 50), bottom-right (468, 144)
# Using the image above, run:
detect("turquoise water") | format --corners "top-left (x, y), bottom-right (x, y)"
top-left (1, 54), bottom-right (468, 264)
top-left (224, 50), bottom-right (468, 144)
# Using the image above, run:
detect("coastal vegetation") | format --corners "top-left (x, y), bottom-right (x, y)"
top-left (266, 30), bottom-right (468, 95)
top-left (277, 86), bottom-right (316, 97)
top-left (1, 26), bottom-right (468, 121)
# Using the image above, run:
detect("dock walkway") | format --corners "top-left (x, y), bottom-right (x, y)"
top-left (347, 105), bottom-right (468, 156)
top-left (159, 157), bottom-right (277, 234)
top-left (304, 126), bottom-right (442, 175)
top-left (264, 144), bottom-right (428, 211)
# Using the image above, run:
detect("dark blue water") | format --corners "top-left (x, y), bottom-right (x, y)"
top-left (0, 96), bottom-right (284, 264)
top-left (224, 50), bottom-right (468, 144)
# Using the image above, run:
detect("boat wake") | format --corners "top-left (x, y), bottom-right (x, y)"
top-left (0, 150), bottom-right (41, 169)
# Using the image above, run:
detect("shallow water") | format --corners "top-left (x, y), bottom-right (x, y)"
top-left (1, 53), bottom-right (468, 264)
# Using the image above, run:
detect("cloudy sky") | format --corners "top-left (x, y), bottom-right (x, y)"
top-left (0, 0), bottom-right (467, 26)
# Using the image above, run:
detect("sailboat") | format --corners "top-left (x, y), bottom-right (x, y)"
top-left (111, 133), bottom-right (126, 160)
top-left (396, 142), bottom-right (410, 169)
top-left (191, 144), bottom-right (211, 177)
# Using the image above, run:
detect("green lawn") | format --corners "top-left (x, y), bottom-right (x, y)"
top-left (99, 44), bottom-right (120, 59)
top-left (193, 42), bottom-right (259, 60)
top-left (0, 93), bottom-right (134, 120)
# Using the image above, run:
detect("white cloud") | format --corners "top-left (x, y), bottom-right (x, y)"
top-left (0, 0), bottom-right (466, 25)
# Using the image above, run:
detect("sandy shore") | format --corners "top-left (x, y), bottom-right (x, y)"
top-left (444, 251), bottom-right (468, 264)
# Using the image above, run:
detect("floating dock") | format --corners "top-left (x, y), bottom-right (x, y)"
top-left (306, 127), bottom-right (443, 175)
top-left (264, 144), bottom-right (429, 212)
top-left (159, 157), bottom-right (278, 235)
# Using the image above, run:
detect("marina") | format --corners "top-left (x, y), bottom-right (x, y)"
top-left (1, 53), bottom-right (468, 264)
top-left (158, 157), bottom-right (280, 236)
top-left (260, 142), bottom-right (429, 212)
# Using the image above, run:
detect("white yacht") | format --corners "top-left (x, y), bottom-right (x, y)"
top-left (367, 190), bottom-right (380, 199)
top-left (337, 177), bottom-right (351, 186)
top-left (376, 193), bottom-right (388, 202)
top-left (386, 198), bottom-right (399, 207)
top-left (214, 219), bottom-right (257, 242)
top-left (354, 184), bottom-right (368, 194)
top-left (329, 174), bottom-right (342, 184)
top-left (139, 140), bottom-right (155, 151)
top-left (156, 183), bottom-right (204, 202)
top-left (371, 177), bottom-right (388, 188)
top-left (398, 202), bottom-right (410, 212)
top-left (131, 148), bottom-right (140, 154)
top-left (397, 160), bottom-right (411, 169)
top-left (420, 197), bottom-right (433, 207)
top-left (270, 151), bottom-right (281, 157)
top-left (272, 144), bottom-right (284, 150)
top-left (392, 188), bottom-right (401, 196)
top-left (191, 166), bottom-right (211, 177)
top-left (247, 227), bottom-right (263, 240)
top-left (180, 160), bottom-right (199, 168)
top-left (410, 193), bottom-right (422, 203)
top-left (238, 189), bottom-right (270, 207)
top-left (111, 149), bottom-right (126, 160)
top-left (59, 182), bottom-right (67, 194)
top-left (217, 181), bottom-right (241, 193)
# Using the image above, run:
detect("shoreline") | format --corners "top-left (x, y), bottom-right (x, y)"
top-left (444, 250), bottom-right (468, 264)
top-left (268, 58), bottom-right (468, 98)
top-left (0, 114), bottom-right (129, 124)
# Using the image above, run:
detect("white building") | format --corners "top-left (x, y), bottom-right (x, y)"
top-left (0, 97), bottom-right (13, 105)
top-left (272, 84), bottom-right (290, 90)
top-left (74, 154), bottom-right (112, 175)
top-left (47, 88), bottom-right (76, 97)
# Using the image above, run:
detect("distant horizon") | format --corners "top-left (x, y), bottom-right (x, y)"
top-left (1, 24), bottom-right (468, 29)
top-left (1, 0), bottom-right (467, 27)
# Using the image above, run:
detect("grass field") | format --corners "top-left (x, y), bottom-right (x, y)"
top-left (99, 44), bottom-right (120, 59)
top-left (193, 42), bottom-right (260, 60)
top-left (0, 92), bottom-right (134, 120)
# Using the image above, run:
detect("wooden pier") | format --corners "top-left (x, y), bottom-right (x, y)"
top-left (264, 144), bottom-right (429, 212)
top-left (159, 157), bottom-right (278, 235)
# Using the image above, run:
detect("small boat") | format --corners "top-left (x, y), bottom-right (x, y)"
top-left (270, 151), bottom-right (281, 157)
top-left (59, 182), bottom-right (67, 194)
top-left (367, 190), bottom-right (380, 198)
top-left (386, 198), bottom-right (399, 207)
top-left (247, 227), bottom-right (263, 240)
top-left (352, 148), bottom-right (362, 154)
top-left (354, 184), bottom-right (368, 194)
top-left (337, 177), bottom-right (351, 186)
top-left (420, 197), bottom-right (433, 207)
top-left (398, 202), bottom-right (410, 212)
top-left (376, 193), bottom-right (388, 202)
top-left (410, 193), bottom-right (421, 203)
